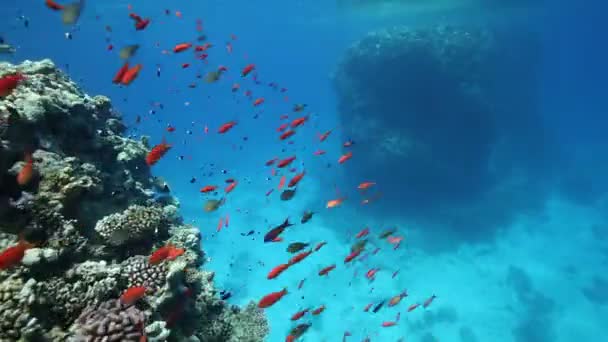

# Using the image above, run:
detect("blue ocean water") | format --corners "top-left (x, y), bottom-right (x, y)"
top-left (2, 0), bottom-right (608, 341)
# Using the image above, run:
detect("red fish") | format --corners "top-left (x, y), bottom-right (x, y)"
top-left (218, 121), bottom-right (237, 133)
top-left (258, 288), bottom-right (287, 308)
top-left (277, 123), bottom-right (289, 132)
top-left (149, 244), bottom-right (184, 265)
top-left (288, 172), bottom-right (305, 187)
top-left (344, 250), bottom-right (361, 263)
top-left (382, 321), bottom-right (397, 327)
top-left (225, 181), bottom-right (237, 194)
top-left (358, 182), bottom-right (376, 190)
top-left (120, 286), bottom-right (147, 306)
top-left (311, 305), bottom-right (325, 315)
top-left (407, 303), bottom-right (420, 312)
top-left (280, 130), bottom-right (296, 140)
top-left (120, 64), bottom-right (142, 85)
top-left (181, 63), bottom-right (190, 69)
top-left (313, 150), bottom-right (326, 156)
top-left (363, 303), bottom-right (373, 312)
top-left (338, 151), bottom-right (353, 164)
top-left (278, 176), bottom-right (286, 190)
top-left (217, 217), bottom-right (224, 232)
top-left (290, 115), bottom-right (308, 128)
top-left (241, 64), bottom-right (255, 77)
top-left (253, 97), bottom-right (265, 106)
top-left (129, 13), bottom-right (150, 30)
top-left (0, 73), bottom-right (25, 97)
top-left (17, 153), bottom-right (34, 186)
top-left (290, 308), bottom-right (309, 321)
top-left (318, 264), bottom-right (336, 276)
top-left (45, 0), bottom-right (64, 10)
top-left (318, 130), bottom-right (332, 142)
top-left (277, 156), bottom-right (296, 168)
top-left (112, 63), bottom-right (130, 84)
top-left (0, 239), bottom-right (34, 270)
top-left (166, 126), bottom-right (176, 132)
top-left (356, 227), bottom-right (369, 239)
top-left (365, 268), bottom-right (379, 281)
top-left (173, 43), bottom-right (192, 53)
top-left (288, 249), bottom-right (313, 266)
top-left (146, 139), bottom-right (171, 166)
top-left (200, 185), bottom-right (217, 193)
top-left (267, 263), bottom-right (290, 279)
top-left (314, 241), bottom-right (327, 251)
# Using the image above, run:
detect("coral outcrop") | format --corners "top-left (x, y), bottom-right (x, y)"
top-left (332, 25), bottom-right (553, 234)
top-left (0, 60), bottom-right (268, 341)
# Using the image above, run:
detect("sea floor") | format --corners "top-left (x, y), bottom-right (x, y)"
top-left (181, 180), bottom-right (608, 342)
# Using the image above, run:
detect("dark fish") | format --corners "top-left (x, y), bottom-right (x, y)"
top-left (280, 188), bottom-right (296, 201)
top-left (301, 211), bottom-right (314, 224)
top-left (293, 103), bottom-right (307, 112)
top-left (152, 177), bottom-right (170, 193)
top-left (372, 300), bottom-right (385, 313)
top-left (287, 242), bottom-right (309, 254)
top-left (240, 230), bottom-right (255, 237)
top-left (263, 218), bottom-right (293, 243)
top-left (204, 198), bottom-right (224, 212)
top-left (62, 1), bottom-right (84, 25)
top-left (289, 323), bottom-right (312, 338)
top-left (379, 229), bottom-right (396, 239)
top-left (119, 44), bottom-right (139, 59)
top-left (220, 290), bottom-right (232, 300)
top-left (204, 71), bottom-right (221, 83)
top-left (351, 239), bottom-right (367, 254)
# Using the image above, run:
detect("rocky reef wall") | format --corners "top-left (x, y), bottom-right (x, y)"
top-left (0, 60), bottom-right (268, 341)
top-left (333, 25), bottom-right (555, 235)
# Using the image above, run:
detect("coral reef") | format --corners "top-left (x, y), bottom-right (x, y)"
top-left (332, 25), bottom-right (554, 237)
top-left (0, 60), bottom-right (268, 341)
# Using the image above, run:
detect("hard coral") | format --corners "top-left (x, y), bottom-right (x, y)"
top-left (71, 299), bottom-right (146, 342)
top-left (95, 204), bottom-right (167, 246)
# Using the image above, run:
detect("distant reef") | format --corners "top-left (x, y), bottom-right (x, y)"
top-left (0, 60), bottom-right (268, 341)
top-left (333, 25), bottom-right (555, 235)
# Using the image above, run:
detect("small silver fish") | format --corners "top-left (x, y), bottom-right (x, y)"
top-left (0, 44), bottom-right (16, 54)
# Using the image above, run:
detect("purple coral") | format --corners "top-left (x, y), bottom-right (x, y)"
top-left (71, 299), bottom-right (146, 342)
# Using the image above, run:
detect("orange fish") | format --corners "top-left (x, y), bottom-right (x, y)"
top-left (120, 286), bottom-right (147, 306)
top-left (388, 290), bottom-right (408, 306)
top-left (120, 64), bottom-right (142, 85)
top-left (146, 139), bottom-right (171, 166)
top-left (363, 303), bottom-right (373, 312)
top-left (288, 172), bottom-right (305, 187)
top-left (365, 268), bottom-right (379, 280)
top-left (338, 151), bottom-right (353, 164)
top-left (382, 321), bottom-right (397, 327)
top-left (217, 217), bottom-right (224, 232)
top-left (45, 0), bottom-right (64, 10)
top-left (279, 130), bottom-right (296, 140)
top-left (290, 308), bottom-right (309, 321)
top-left (225, 181), bottom-right (237, 193)
top-left (290, 115), bottom-right (308, 128)
top-left (253, 97), bottom-right (265, 106)
top-left (0, 239), bottom-right (34, 270)
top-left (218, 121), bottom-right (237, 133)
top-left (326, 197), bottom-right (345, 209)
top-left (311, 305), bottom-right (325, 315)
top-left (288, 249), bottom-right (313, 266)
top-left (278, 176), bottom-right (286, 190)
top-left (358, 182), bottom-right (376, 190)
top-left (241, 64), bottom-right (255, 77)
top-left (200, 185), bottom-right (218, 193)
top-left (277, 156), bottom-right (296, 168)
top-left (277, 123), bottom-right (289, 132)
top-left (149, 244), bottom-right (184, 265)
top-left (16, 153), bottom-right (34, 186)
top-left (318, 264), bottom-right (336, 276)
top-left (318, 130), bottom-right (332, 142)
top-left (267, 263), bottom-right (290, 279)
top-left (387, 236), bottom-right (403, 244)
top-left (258, 288), bottom-right (287, 308)
top-left (173, 43), bottom-right (192, 53)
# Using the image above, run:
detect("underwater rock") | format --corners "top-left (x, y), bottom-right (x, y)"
top-left (332, 24), bottom-right (552, 236)
top-left (0, 60), bottom-right (268, 341)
